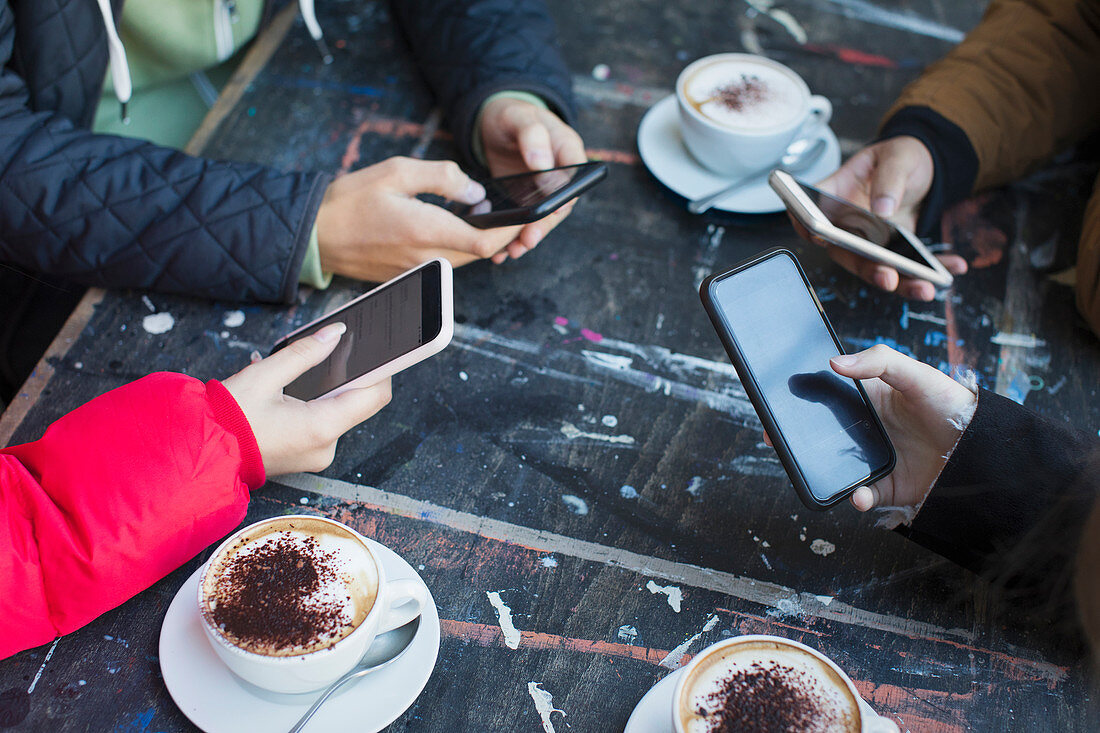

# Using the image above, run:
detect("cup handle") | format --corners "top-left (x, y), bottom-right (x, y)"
top-left (377, 578), bottom-right (428, 633)
top-left (796, 94), bottom-right (833, 141)
top-left (858, 698), bottom-right (900, 733)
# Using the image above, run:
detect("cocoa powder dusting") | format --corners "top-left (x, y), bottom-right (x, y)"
top-left (699, 662), bottom-right (846, 733)
top-left (211, 534), bottom-right (351, 654)
top-left (714, 74), bottom-right (768, 112)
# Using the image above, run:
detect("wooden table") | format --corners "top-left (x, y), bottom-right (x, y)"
top-left (2, 0), bottom-right (1099, 730)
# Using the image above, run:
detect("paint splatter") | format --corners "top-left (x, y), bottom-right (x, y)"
top-left (815, 595), bottom-right (835, 607)
top-left (580, 328), bottom-right (603, 343)
top-left (560, 422), bottom-right (636, 445)
top-left (142, 312), bottom-right (174, 335)
top-left (527, 682), bottom-right (566, 733)
top-left (540, 556), bottom-right (558, 568)
top-left (659, 614), bottom-right (719, 669)
top-left (553, 316), bottom-right (569, 326)
top-left (617, 625), bottom-right (638, 643)
top-left (810, 539), bottom-right (836, 556)
top-left (768, 597), bottom-right (805, 619)
top-left (592, 63), bottom-right (611, 81)
top-left (620, 485), bottom-right (638, 499)
top-left (601, 414), bottom-right (618, 428)
top-left (561, 495), bottom-right (589, 515)
top-left (646, 581), bottom-right (683, 612)
top-left (686, 476), bottom-right (704, 496)
top-left (223, 310), bottom-right (245, 328)
top-left (991, 332), bottom-right (1046, 349)
top-left (459, 371), bottom-right (469, 381)
top-left (486, 591), bottom-right (521, 649)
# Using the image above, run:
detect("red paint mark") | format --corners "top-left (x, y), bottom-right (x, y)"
top-left (338, 117), bottom-right (454, 174)
top-left (440, 619), bottom-right (676, 665)
top-left (586, 147), bottom-right (640, 165)
top-left (941, 196), bottom-right (1006, 269)
top-left (553, 316), bottom-right (569, 326)
top-left (804, 43), bottom-right (899, 69)
top-left (580, 328), bottom-right (603, 343)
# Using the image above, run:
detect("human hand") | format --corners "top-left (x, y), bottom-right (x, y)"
top-left (222, 323), bottom-right (391, 476)
top-left (477, 97), bottom-right (587, 263)
top-left (811, 136), bottom-right (967, 301)
top-left (316, 156), bottom-right (523, 282)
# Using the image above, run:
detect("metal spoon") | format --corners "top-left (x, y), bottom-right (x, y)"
top-left (687, 137), bottom-right (828, 215)
top-left (287, 616), bottom-right (422, 733)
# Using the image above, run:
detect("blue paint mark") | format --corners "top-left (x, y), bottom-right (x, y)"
top-left (900, 302), bottom-right (909, 330)
top-left (114, 708), bottom-right (157, 733)
top-left (923, 331), bottom-right (947, 348)
top-left (817, 287), bottom-right (837, 302)
top-left (455, 443), bottom-right (464, 454)
top-left (264, 74), bottom-right (384, 98)
top-left (1006, 371), bottom-right (1030, 405)
top-left (844, 337), bottom-right (915, 358)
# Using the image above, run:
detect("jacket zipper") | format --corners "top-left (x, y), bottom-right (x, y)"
top-left (213, 0), bottom-right (236, 62)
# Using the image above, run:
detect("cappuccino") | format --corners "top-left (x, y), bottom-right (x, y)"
top-left (678, 639), bottom-right (859, 733)
top-left (682, 60), bottom-right (803, 131)
top-left (200, 516), bottom-right (379, 657)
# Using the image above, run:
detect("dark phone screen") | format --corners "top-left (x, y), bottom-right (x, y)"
top-left (278, 262), bottom-right (443, 400)
top-left (711, 253), bottom-right (892, 502)
top-left (794, 179), bottom-right (928, 263)
top-left (451, 162), bottom-right (595, 217)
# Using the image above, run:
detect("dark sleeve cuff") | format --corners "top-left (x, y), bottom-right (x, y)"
top-left (282, 172), bottom-right (333, 303)
top-left (205, 379), bottom-right (266, 490)
top-left (878, 106), bottom-right (979, 239)
top-left (895, 389), bottom-right (1098, 575)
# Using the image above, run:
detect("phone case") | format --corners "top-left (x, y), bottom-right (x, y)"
top-left (768, 170), bottom-right (953, 288)
top-left (273, 258), bottom-right (454, 399)
top-left (699, 248), bottom-right (895, 511)
top-left (463, 162), bottom-right (608, 229)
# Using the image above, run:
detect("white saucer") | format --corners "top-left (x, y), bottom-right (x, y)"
top-left (636, 95), bottom-right (841, 214)
top-left (625, 667), bottom-right (683, 733)
top-left (160, 539), bottom-right (441, 733)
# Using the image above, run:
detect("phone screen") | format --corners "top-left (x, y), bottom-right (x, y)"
top-left (795, 180), bottom-right (928, 263)
top-left (279, 261), bottom-right (443, 400)
top-left (710, 253), bottom-right (893, 503)
top-left (451, 162), bottom-right (596, 218)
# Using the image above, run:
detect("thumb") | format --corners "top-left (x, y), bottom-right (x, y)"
top-left (516, 121), bottom-right (555, 171)
top-left (829, 344), bottom-right (932, 394)
top-left (868, 149), bottom-right (917, 218)
top-left (387, 158), bottom-right (486, 205)
top-left (259, 322), bottom-right (347, 390)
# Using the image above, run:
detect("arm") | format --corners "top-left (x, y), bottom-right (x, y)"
top-left (0, 5), bottom-right (327, 303)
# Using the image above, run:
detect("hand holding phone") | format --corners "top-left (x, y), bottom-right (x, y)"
top-left (272, 259), bottom-right (453, 400)
top-left (448, 161), bottom-right (608, 229)
top-left (700, 249), bottom-right (895, 510)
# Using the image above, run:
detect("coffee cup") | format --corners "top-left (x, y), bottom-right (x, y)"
top-left (673, 635), bottom-right (898, 733)
top-left (197, 515), bottom-right (427, 694)
top-left (676, 53), bottom-right (832, 176)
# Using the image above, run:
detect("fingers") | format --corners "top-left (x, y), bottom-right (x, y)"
top-left (550, 124), bottom-right (587, 167)
top-left (516, 120), bottom-right (555, 171)
top-left (313, 377), bottom-right (393, 434)
top-left (381, 157), bottom-right (486, 204)
top-left (257, 323), bottom-right (347, 390)
top-left (407, 200), bottom-right (521, 258)
top-left (938, 253), bottom-right (969, 275)
top-left (829, 344), bottom-right (943, 394)
top-left (868, 149), bottom-right (918, 218)
top-left (824, 245), bottom-right (901, 292)
top-left (849, 485), bottom-right (878, 512)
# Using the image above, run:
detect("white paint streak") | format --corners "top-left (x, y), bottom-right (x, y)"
top-left (618, 625), bottom-right (639, 643)
top-left (142, 312), bottom-right (174, 334)
top-left (560, 422), bottom-right (636, 445)
top-left (540, 556), bottom-right (558, 568)
top-left (601, 414), bottom-right (618, 428)
top-left (561, 494), bottom-right (589, 515)
top-left (768, 597), bottom-right (805, 619)
top-left (686, 476), bottom-right (704, 496)
top-left (141, 294), bottom-right (156, 313)
top-left (729, 455), bottom-right (786, 477)
top-left (223, 310), bottom-right (245, 327)
top-left (811, 539), bottom-right (837, 556)
top-left (907, 311), bottom-right (947, 326)
top-left (527, 682), bottom-right (566, 733)
top-left (693, 224), bottom-right (726, 288)
top-left (745, 0), bottom-right (808, 43)
top-left (817, 0), bottom-right (965, 42)
top-left (27, 638), bottom-right (60, 694)
top-left (647, 580), bottom-right (683, 612)
top-left (659, 614), bottom-right (719, 669)
top-left (486, 591), bottom-right (521, 649)
top-left (815, 595), bottom-right (835, 607)
top-left (991, 332), bottom-right (1046, 349)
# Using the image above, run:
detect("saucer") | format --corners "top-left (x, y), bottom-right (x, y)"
top-left (160, 539), bottom-right (441, 733)
top-left (624, 667), bottom-right (683, 733)
top-left (636, 95), bottom-right (841, 214)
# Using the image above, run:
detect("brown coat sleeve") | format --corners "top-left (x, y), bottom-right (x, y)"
top-left (884, 0), bottom-right (1100, 192)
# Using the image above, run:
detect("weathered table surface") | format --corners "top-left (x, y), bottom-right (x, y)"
top-left (2, 1), bottom-right (1099, 731)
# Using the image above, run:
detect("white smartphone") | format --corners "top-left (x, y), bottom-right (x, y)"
top-left (769, 169), bottom-right (954, 288)
top-left (272, 258), bottom-right (453, 400)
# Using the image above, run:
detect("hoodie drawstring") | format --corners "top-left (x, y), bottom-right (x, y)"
top-left (95, 0), bottom-right (133, 123)
top-left (298, 0), bottom-right (333, 64)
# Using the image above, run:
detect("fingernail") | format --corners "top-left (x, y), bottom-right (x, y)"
top-left (461, 180), bottom-right (486, 205)
top-left (871, 196), bottom-right (896, 217)
top-left (526, 150), bottom-right (553, 170)
top-left (873, 270), bottom-right (893, 290)
top-left (528, 228), bottom-right (543, 247)
top-left (315, 322), bottom-right (347, 343)
top-left (831, 354), bottom-right (857, 368)
top-left (249, 350), bottom-right (263, 364)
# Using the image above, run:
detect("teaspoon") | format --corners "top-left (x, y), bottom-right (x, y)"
top-left (687, 137), bottom-right (828, 215)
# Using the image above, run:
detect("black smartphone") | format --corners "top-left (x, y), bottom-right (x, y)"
top-left (271, 259), bottom-right (453, 401)
top-left (699, 249), bottom-right (895, 510)
top-left (449, 161), bottom-right (607, 229)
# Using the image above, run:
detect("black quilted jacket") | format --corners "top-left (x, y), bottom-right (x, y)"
top-left (0, 0), bottom-right (574, 304)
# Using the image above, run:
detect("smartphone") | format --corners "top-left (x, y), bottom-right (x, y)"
top-left (449, 161), bottom-right (607, 229)
top-left (272, 258), bottom-right (453, 400)
top-left (769, 169), bottom-right (954, 288)
top-left (699, 249), bottom-right (895, 510)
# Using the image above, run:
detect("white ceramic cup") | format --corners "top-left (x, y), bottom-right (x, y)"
top-left (672, 635), bottom-right (899, 733)
top-left (197, 515), bottom-right (427, 694)
top-left (676, 53), bottom-right (832, 177)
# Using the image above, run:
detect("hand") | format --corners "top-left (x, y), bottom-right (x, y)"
top-left (222, 323), bottom-right (391, 475)
top-left (316, 157), bottom-right (523, 282)
top-left (813, 136), bottom-right (968, 301)
top-left (828, 345), bottom-right (975, 512)
top-left (477, 97), bottom-right (587, 263)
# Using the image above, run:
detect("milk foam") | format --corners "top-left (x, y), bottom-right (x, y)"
top-left (681, 644), bottom-right (858, 733)
top-left (204, 520), bottom-right (379, 657)
top-left (684, 61), bottom-right (803, 130)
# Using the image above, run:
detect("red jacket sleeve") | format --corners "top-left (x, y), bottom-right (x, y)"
top-left (0, 373), bottom-right (265, 660)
